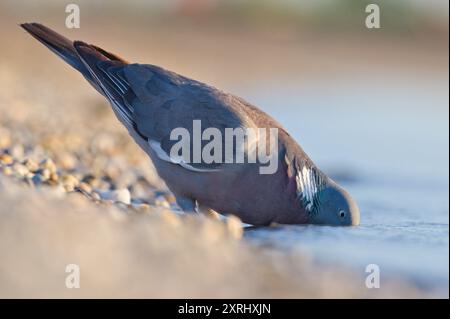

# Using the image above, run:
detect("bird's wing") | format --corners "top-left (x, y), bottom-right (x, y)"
top-left (123, 64), bottom-right (259, 171)
top-left (73, 41), bottom-right (137, 131)
top-left (72, 44), bottom-right (259, 171)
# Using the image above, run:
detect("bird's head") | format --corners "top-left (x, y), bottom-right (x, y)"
top-left (295, 166), bottom-right (360, 226)
top-left (308, 181), bottom-right (360, 226)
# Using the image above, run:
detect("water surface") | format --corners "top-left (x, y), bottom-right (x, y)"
top-left (238, 73), bottom-right (449, 294)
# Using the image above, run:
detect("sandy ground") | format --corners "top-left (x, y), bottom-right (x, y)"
top-left (0, 176), bottom-right (433, 298)
top-left (0, 12), bottom-right (447, 298)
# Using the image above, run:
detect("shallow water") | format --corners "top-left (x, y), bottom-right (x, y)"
top-left (238, 73), bottom-right (449, 293)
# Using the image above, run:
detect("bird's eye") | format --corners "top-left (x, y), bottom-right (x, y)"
top-left (339, 210), bottom-right (346, 218)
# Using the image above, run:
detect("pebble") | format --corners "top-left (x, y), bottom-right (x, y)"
top-left (31, 173), bottom-right (46, 185)
top-left (40, 158), bottom-right (57, 174)
top-left (115, 202), bottom-right (130, 212)
top-left (77, 182), bottom-right (92, 194)
top-left (91, 192), bottom-right (101, 201)
top-left (154, 195), bottom-right (170, 208)
top-left (61, 174), bottom-right (79, 192)
top-left (81, 174), bottom-right (96, 185)
top-left (82, 174), bottom-right (110, 189)
top-left (12, 163), bottom-right (29, 177)
top-left (95, 188), bottom-right (131, 205)
top-left (132, 203), bottom-right (152, 213)
top-left (49, 172), bottom-right (59, 183)
top-left (47, 184), bottom-right (67, 198)
top-left (0, 154), bottom-right (14, 165)
top-left (130, 183), bottom-right (148, 198)
top-left (23, 158), bottom-right (39, 172)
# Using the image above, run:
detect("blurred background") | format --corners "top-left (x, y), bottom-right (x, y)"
top-left (0, 0), bottom-right (448, 297)
top-left (1, 0), bottom-right (447, 173)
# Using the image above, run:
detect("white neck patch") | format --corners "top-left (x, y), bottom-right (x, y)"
top-left (296, 166), bottom-right (320, 212)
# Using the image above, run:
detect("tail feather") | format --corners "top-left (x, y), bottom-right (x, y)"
top-left (20, 23), bottom-right (128, 97)
top-left (21, 23), bottom-right (138, 134)
top-left (21, 23), bottom-right (87, 75)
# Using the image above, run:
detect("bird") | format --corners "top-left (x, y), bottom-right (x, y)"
top-left (21, 23), bottom-right (360, 226)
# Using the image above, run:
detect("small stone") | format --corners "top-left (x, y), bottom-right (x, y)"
top-left (25, 172), bottom-right (34, 179)
top-left (39, 169), bottom-right (51, 181)
top-left (81, 174), bottom-right (109, 188)
top-left (30, 169), bottom-right (50, 183)
top-left (22, 158), bottom-right (39, 172)
top-left (40, 158), bottom-right (57, 174)
top-left (61, 174), bottom-right (79, 192)
top-left (49, 172), bottom-right (59, 183)
top-left (96, 188), bottom-right (131, 205)
top-left (0, 154), bottom-right (13, 165)
top-left (130, 183), bottom-right (148, 198)
top-left (81, 174), bottom-right (96, 185)
top-left (155, 195), bottom-right (170, 208)
top-left (163, 193), bottom-right (176, 205)
top-left (12, 163), bottom-right (29, 176)
top-left (78, 182), bottom-right (92, 194)
top-left (91, 192), bottom-right (101, 201)
top-left (115, 202), bottom-right (130, 212)
top-left (133, 203), bottom-right (151, 213)
top-left (71, 172), bottom-right (84, 182)
top-left (31, 174), bottom-right (46, 185)
top-left (226, 215), bottom-right (243, 239)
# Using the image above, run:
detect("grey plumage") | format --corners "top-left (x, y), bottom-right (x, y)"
top-left (21, 23), bottom-right (360, 226)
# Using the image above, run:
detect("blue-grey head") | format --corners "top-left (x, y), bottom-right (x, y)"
top-left (296, 166), bottom-right (360, 226)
